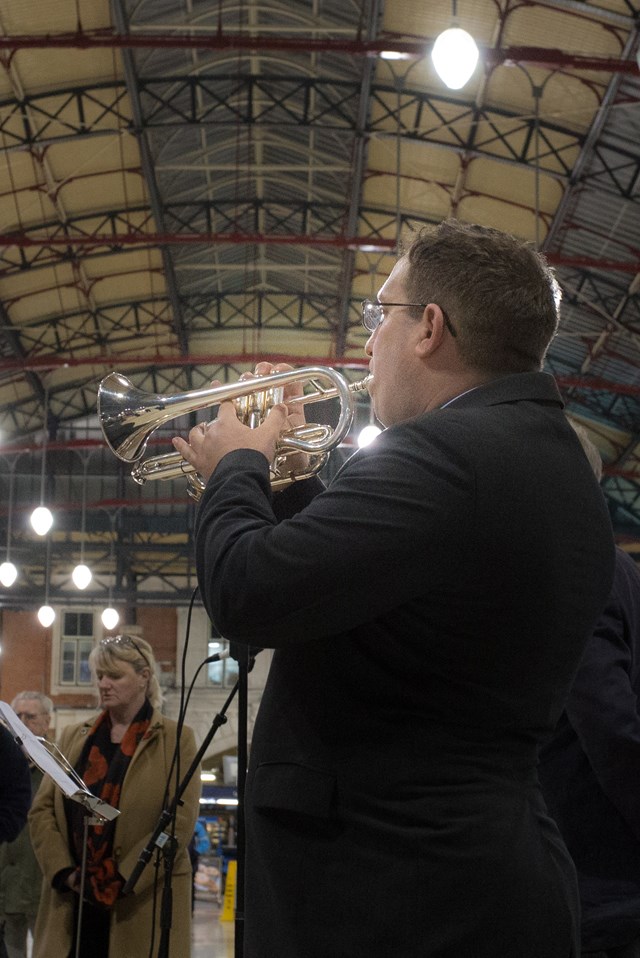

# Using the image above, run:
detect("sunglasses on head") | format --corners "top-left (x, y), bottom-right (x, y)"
top-left (100, 634), bottom-right (151, 670)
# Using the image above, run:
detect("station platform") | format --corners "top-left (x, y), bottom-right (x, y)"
top-left (192, 895), bottom-right (234, 958)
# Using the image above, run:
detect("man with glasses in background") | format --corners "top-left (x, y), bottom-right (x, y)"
top-left (174, 219), bottom-right (616, 958)
top-left (0, 693), bottom-right (51, 958)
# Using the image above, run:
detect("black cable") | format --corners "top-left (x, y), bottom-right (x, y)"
top-left (145, 585), bottom-right (199, 958)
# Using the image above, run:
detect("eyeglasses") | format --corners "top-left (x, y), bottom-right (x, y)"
top-left (100, 635), bottom-right (151, 670)
top-left (361, 299), bottom-right (457, 338)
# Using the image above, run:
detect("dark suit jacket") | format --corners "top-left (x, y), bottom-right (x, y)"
top-left (195, 371), bottom-right (615, 958)
top-left (540, 547), bottom-right (640, 952)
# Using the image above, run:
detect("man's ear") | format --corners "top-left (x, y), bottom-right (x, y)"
top-left (415, 304), bottom-right (445, 357)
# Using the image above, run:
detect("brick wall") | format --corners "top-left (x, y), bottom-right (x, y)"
top-left (134, 606), bottom-right (178, 685)
top-left (0, 606), bottom-right (179, 708)
top-left (0, 609), bottom-right (52, 705)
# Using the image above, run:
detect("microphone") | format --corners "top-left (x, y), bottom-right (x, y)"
top-left (203, 647), bottom-right (263, 665)
top-left (204, 648), bottom-right (232, 665)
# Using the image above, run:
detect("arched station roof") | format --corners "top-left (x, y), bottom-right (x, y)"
top-left (0, 0), bottom-right (638, 608)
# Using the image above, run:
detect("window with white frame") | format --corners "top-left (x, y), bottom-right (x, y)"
top-left (59, 610), bottom-right (94, 686)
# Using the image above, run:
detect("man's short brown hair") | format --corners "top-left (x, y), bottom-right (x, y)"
top-left (403, 220), bottom-right (561, 375)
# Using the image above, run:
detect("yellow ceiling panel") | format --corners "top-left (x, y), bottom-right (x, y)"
top-left (0, 0), bottom-right (111, 34)
top-left (465, 155), bottom-right (564, 217)
top-left (85, 245), bottom-right (164, 280)
top-left (457, 194), bottom-right (536, 241)
top-left (486, 63), bottom-right (600, 137)
top-left (1, 259), bottom-right (73, 300)
top-left (8, 49), bottom-right (122, 95)
top-left (382, 1), bottom-right (499, 46)
top-left (503, 3), bottom-right (626, 52)
top-left (59, 169), bottom-right (147, 214)
top-left (86, 271), bottom-right (164, 304)
top-left (46, 133), bottom-right (140, 181)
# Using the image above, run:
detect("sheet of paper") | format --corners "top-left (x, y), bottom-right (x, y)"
top-left (0, 701), bottom-right (119, 821)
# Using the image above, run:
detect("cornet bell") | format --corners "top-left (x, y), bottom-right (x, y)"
top-left (97, 372), bottom-right (169, 463)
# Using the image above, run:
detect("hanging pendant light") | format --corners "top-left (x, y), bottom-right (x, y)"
top-left (0, 465), bottom-right (18, 587)
top-left (101, 510), bottom-right (119, 631)
top-left (31, 505), bottom-right (53, 537)
top-left (357, 424), bottom-right (382, 448)
top-left (72, 458), bottom-right (92, 590)
top-left (31, 386), bottom-right (54, 536)
top-left (431, 27), bottom-right (479, 90)
top-left (72, 563), bottom-right (93, 590)
top-left (0, 562), bottom-right (18, 588)
top-left (37, 537), bottom-right (55, 628)
top-left (37, 604), bottom-right (55, 628)
top-left (101, 606), bottom-right (120, 630)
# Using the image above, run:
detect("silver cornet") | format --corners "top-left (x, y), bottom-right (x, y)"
top-left (97, 366), bottom-right (372, 498)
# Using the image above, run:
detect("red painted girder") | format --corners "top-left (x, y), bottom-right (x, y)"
top-left (555, 376), bottom-right (640, 395)
top-left (0, 33), bottom-right (637, 74)
top-left (2, 356), bottom-right (640, 401)
top-left (0, 232), bottom-right (394, 252)
top-left (0, 232), bottom-right (638, 272)
top-left (0, 354), bottom-right (370, 372)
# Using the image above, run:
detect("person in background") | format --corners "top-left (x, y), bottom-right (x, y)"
top-left (0, 722), bottom-right (31, 958)
top-left (188, 818), bottom-right (211, 910)
top-left (0, 725), bottom-right (30, 845)
top-left (540, 422), bottom-right (640, 958)
top-left (29, 635), bottom-right (200, 958)
top-left (0, 692), bottom-right (52, 958)
top-left (173, 220), bottom-right (615, 958)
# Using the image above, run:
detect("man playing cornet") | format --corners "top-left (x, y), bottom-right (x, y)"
top-left (173, 219), bottom-right (615, 958)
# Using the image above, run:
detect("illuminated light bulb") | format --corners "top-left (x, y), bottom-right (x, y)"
top-left (37, 605), bottom-right (55, 627)
top-left (358, 425), bottom-right (382, 448)
top-left (0, 561), bottom-right (18, 587)
top-left (101, 607), bottom-right (120, 630)
top-left (72, 563), bottom-right (92, 590)
top-left (30, 506), bottom-right (53, 536)
top-left (379, 50), bottom-right (413, 61)
top-left (431, 27), bottom-right (479, 90)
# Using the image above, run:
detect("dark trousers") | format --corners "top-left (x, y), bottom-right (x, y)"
top-left (67, 902), bottom-right (110, 958)
top-left (585, 941), bottom-right (640, 958)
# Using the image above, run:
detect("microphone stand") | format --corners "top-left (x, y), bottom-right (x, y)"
top-left (122, 648), bottom-right (259, 958)
top-left (121, 681), bottom-right (240, 956)
top-left (73, 810), bottom-right (93, 958)
top-left (230, 642), bottom-right (251, 958)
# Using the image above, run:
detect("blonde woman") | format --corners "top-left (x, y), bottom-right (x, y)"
top-left (29, 635), bottom-right (200, 958)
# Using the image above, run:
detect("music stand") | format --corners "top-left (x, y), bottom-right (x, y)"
top-left (0, 703), bottom-right (119, 823)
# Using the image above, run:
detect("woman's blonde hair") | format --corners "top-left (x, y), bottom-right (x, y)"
top-left (88, 634), bottom-right (163, 709)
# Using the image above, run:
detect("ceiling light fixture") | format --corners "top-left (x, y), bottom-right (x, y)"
top-left (431, 27), bottom-right (479, 90)
top-left (379, 50), bottom-right (413, 62)
top-left (37, 604), bottom-right (55, 628)
top-left (37, 537), bottom-right (55, 628)
top-left (72, 457), bottom-right (92, 590)
top-left (30, 386), bottom-right (53, 536)
top-left (431, 2), bottom-right (479, 91)
top-left (102, 606), bottom-right (120, 630)
top-left (72, 563), bottom-right (92, 590)
top-left (358, 424), bottom-right (382, 448)
top-left (101, 510), bottom-right (119, 631)
top-left (0, 465), bottom-right (18, 588)
top-left (0, 562), bottom-right (18, 588)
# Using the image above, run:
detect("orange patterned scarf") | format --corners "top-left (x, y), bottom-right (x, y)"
top-left (68, 698), bottom-right (153, 907)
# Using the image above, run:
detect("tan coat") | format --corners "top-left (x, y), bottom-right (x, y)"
top-left (28, 708), bottom-right (201, 958)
